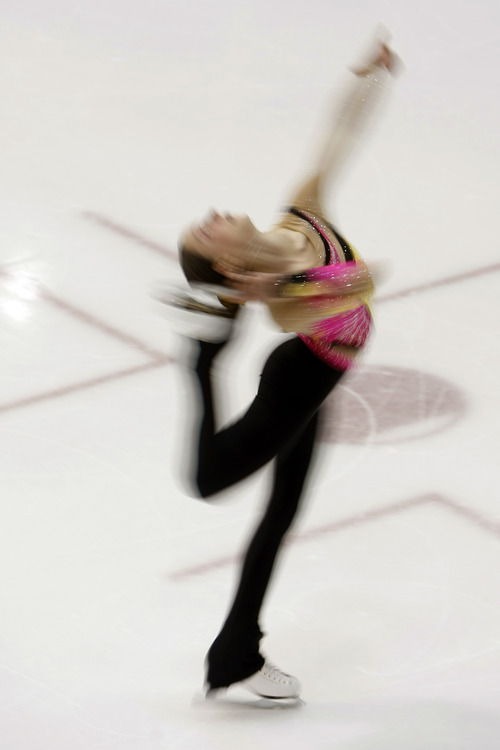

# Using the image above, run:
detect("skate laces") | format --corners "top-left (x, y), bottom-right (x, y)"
top-left (262, 662), bottom-right (293, 683)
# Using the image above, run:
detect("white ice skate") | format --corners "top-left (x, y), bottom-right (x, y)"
top-left (240, 661), bottom-right (301, 699)
top-left (153, 283), bottom-right (240, 342)
top-left (206, 661), bottom-right (301, 701)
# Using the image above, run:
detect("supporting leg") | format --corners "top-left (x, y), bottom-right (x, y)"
top-left (205, 411), bottom-right (321, 690)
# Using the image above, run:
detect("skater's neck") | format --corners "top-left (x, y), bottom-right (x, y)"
top-left (247, 227), bottom-right (313, 274)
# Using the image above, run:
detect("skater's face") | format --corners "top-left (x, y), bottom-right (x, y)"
top-left (181, 211), bottom-right (257, 266)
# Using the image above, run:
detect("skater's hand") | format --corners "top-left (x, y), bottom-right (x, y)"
top-left (214, 261), bottom-right (283, 302)
top-left (350, 35), bottom-right (402, 77)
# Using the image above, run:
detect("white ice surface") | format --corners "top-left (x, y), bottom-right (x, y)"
top-left (1, 1), bottom-right (499, 748)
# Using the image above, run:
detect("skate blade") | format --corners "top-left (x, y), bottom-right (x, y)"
top-left (195, 685), bottom-right (304, 710)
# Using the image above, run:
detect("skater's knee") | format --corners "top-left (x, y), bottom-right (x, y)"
top-left (195, 455), bottom-right (231, 498)
top-left (196, 471), bottom-right (217, 500)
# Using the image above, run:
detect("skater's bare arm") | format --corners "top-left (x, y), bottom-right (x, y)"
top-left (218, 262), bottom-right (376, 334)
top-left (287, 37), bottom-right (400, 214)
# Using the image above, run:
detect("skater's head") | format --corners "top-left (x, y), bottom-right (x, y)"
top-left (178, 247), bottom-right (241, 314)
top-left (180, 210), bottom-right (259, 270)
top-left (178, 245), bottom-right (227, 287)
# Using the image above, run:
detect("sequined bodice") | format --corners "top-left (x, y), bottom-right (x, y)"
top-left (275, 206), bottom-right (373, 372)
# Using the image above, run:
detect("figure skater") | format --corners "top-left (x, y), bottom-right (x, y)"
top-left (166, 36), bottom-right (400, 699)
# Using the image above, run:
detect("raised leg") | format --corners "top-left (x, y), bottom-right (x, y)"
top-left (193, 337), bottom-right (341, 498)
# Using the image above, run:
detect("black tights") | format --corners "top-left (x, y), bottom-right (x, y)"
top-left (192, 336), bottom-right (343, 689)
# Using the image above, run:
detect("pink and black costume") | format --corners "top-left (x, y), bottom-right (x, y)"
top-left (281, 207), bottom-right (373, 371)
top-left (188, 207), bottom-right (373, 691)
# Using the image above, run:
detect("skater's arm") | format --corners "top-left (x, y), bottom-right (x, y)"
top-left (286, 38), bottom-right (399, 214)
top-left (276, 260), bottom-right (375, 298)
top-left (219, 260), bottom-right (375, 302)
top-left (219, 261), bottom-right (375, 334)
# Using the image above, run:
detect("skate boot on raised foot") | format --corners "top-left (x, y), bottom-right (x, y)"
top-left (153, 282), bottom-right (241, 343)
top-left (206, 661), bottom-right (301, 700)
